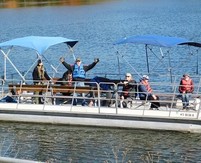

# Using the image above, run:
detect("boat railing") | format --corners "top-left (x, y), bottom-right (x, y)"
top-left (1, 79), bottom-right (201, 119)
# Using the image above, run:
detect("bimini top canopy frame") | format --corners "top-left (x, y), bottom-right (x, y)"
top-left (114, 34), bottom-right (201, 81)
top-left (114, 34), bottom-right (194, 47)
top-left (0, 36), bottom-right (78, 81)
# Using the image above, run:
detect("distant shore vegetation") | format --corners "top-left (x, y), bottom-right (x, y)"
top-left (0, 0), bottom-right (112, 8)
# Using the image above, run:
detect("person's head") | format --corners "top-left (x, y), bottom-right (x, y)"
top-left (63, 70), bottom-right (72, 80)
top-left (37, 59), bottom-right (43, 67)
top-left (75, 57), bottom-right (81, 66)
top-left (142, 75), bottom-right (149, 81)
top-left (183, 73), bottom-right (190, 80)
top-left (125, 73), bottom-right (132, 81)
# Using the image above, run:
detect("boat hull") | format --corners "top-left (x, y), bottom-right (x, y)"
top-left (0, 103), bottom-right (201, 133)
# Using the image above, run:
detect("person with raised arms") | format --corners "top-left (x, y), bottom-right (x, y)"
top-left (59, 57), bottom-right (99, 106)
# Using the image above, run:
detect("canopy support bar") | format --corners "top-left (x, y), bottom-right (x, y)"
top-left (167, 51), bottom-right (173, 83)
top-left (116, 51), bottom-right (121, 81)
top-left (0, 48), bottom-right (25, 81)
top-left (115, 50), bottom-right (142, 79)
top-left (145, 44), bottom-right (149, 73)
top-left (196, 49), bottom-right (199, 74)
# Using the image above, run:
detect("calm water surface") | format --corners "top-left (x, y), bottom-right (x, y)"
top-left (1, 122), bottom-right (201, 162)
top-left (0, 0), bottom-right (201, 80)
top-left (1, 0), bottom-right (201, 162)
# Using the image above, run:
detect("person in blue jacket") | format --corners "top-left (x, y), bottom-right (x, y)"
top-left (60, 57), bottom-right (99, 106)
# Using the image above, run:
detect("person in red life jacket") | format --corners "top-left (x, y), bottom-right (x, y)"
top-left (138, 75), bottom-right (160, 109)
top-left (120, 73), bottom-right (137, 108)
top-left (59, 57), bottom-right (99, 106)
top-left (179, 73), bottom-right (194, 109)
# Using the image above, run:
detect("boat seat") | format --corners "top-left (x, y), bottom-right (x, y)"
top-left (8, 84), bottom-right (99, 94)
top-left (176, 98), bottom-right (200, 110)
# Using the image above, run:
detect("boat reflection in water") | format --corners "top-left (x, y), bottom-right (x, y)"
top-left (0, 0), bottom-right (112, 8)
top-left (1, 122), bottom-right (201, 162)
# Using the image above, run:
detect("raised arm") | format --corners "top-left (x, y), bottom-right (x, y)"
top-left (59, 57), bottom-right (73, 72)
top-left (84, 58), bottom-right (99, 72)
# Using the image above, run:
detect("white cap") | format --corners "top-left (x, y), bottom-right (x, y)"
top-left (125, 73), bottom-right (132, 77)
top-left (142, 75), bottom-right (149, 80)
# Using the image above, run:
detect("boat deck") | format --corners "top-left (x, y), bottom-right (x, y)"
top-left (0, 79), bottom-right (201, 133)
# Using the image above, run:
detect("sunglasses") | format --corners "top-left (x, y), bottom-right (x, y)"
top-left (125, 76), bottom-right (131, 77)
top-left (76, 60), bottom-right (81, 62)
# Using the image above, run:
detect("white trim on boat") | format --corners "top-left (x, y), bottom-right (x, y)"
top-left (0, 79), bottom-right (201, 133)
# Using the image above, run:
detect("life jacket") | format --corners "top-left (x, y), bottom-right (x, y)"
top-left (122, 81), bottom-right (136, 97)
top-left (179, 78), bottom-right (194, 93)
top-left (73, 64), bottom-right (86, 79)
top-left (140, 80), bottom-right (152, 93)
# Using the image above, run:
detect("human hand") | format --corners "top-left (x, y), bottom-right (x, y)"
top-left (94, 58), bottom-right (99, 63)
top-left (152, 94), bottom-right (157, 100)
top-left (60, 57), bottom-right (65, 63)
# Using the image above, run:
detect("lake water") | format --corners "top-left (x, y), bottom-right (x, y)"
top-left (0, 0), bottom-right (201, 82)
top-left (1, 0), bottom-right (201, 162)
top-left (1, 122), bottom-right (201, 162)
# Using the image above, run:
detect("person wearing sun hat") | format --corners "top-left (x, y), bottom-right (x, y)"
top-left (120, 73), bottom-right (137, 108)
top-left (138, 74), bottom-right (160, 109)
top-left (59, 56), bottom-right (99, 106)
top-left (179, 73), bottom-right (194, 109)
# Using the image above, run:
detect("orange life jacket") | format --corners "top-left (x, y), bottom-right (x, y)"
top-left (141, 80), bottom-right (152, 93)
top-left (179, 78), bottom-right (194, 93)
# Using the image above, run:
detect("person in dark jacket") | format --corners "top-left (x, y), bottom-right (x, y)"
top-left (32, 59), bottom-right (51, 104)
top-left (32, 59), bottom-right (50, 84)
top-left (59, 57), bottom-right (99, 106)
top-left (179, 73), bottom-right (194, 109)
top-left (138, 75), bottom-right (160, 109)
top-left (57, 70), bottom-right (73, 86)
top-left (120, 73), bottom-right (137, 108)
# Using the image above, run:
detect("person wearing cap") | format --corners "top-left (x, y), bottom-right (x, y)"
top-left (32, 59), bottom-right (51, 104)
top-left (138, 75), bottom-right (160, 109)
top-left (59, 57), bottom-right (99, 106)
top-left (179, 73), bottom-right (194, 109)
top-left (120, 73), bottom-right (137, 108)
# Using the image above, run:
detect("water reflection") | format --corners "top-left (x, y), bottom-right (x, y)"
top-left (1, 122), bottom-right (201, 162)
top-left (0, 0), bottom-right (113, 8)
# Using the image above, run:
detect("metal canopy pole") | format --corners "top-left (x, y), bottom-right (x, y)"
top-left (55, 46), bottom-right (75, 74)
top-left (116, 51), bottom-right (121, 81)
top-left (196, 49), bottom-right (199, 75)
top-left (145, 44), bottom-right (149, 73)
top-left (167, 51), bottom-right (173, 83)
top-left (1, 48), bottom-right (25, 81)
top-left (1, 47), bottom-right (12, 80)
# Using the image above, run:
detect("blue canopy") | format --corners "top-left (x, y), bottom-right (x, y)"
top-left (0, 36), bottom-right (78, 54)
top-left (114, 35), bottom-right (198, 47)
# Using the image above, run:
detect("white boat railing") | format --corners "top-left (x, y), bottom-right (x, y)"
top-left (0, 79), bottom-right (201, 119)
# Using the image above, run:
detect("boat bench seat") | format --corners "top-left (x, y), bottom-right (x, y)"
top-left (8, 84), bottom-right (99, 95)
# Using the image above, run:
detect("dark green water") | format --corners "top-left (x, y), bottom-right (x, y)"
top-left (1, 122), bottom-right (201, 162)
